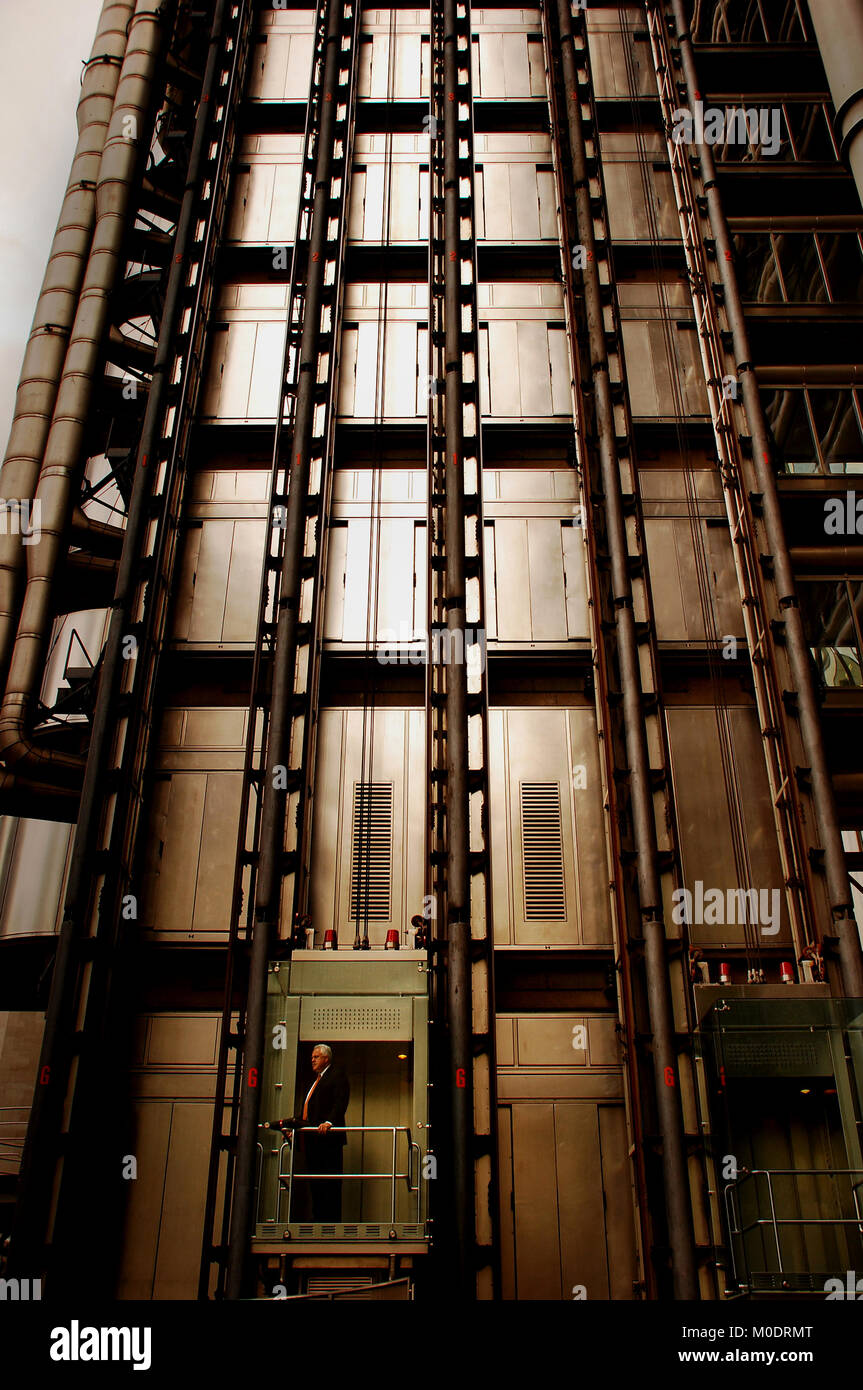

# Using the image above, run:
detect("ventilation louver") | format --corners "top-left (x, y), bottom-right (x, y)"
top-left (520, 781), bottom-right (566, 921)
top-left (350, 782), bottom-right (393, 923)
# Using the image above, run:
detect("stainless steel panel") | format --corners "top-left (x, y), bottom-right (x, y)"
top-left (527, 35), bottom-right (546, 96)
top-left (483, 163), bottom-right (511, 239)
top-left (478, 33), bottom-right (505, 96)
top-left (383, 321), bottom-right (419, 416)
top-left (497, 1108), bottom-right (517, 1300)
top-left (223, 520), bottom-right (267, 642)
top-left (490, 519), bottom-right (531, 639)
top-left (270, 161), bottom-right (302, 242)
top-left (554, 1103), bottom-right (608, 1297)
top-left (537, 168), bottom-right (557, 239)
top-left (338, 326), bottom-right (359, 415)
top-left (622, 318), bottom-right (709, 418)
top-left (598, 1104), bottom-right (640, 1298)
top-left (143, 772), bottom-right (242, 938)
top-left (665, 706), bottom-right (790, 944)
top-left (182, 521), bottom-right (233, 642)
top-left (569, 710), bottom-right (612, 945)
top-left (502, 33), bottom-right (532, 96)
top-left (250, 32), bottom-right (314, 101)
top-left (248, 321), bottom-right (284, 417)
top-left (474, 167), bottom-right (486, 238)
top-left (152, 1102), bottom-right (218, 1297)
top-left (363, 164), bottom-right (385, 241)
top-left (478, 325), bottom-right (491, 414)
top-left (516, 1016), bottom-right (587, 1066)
top-left (242, 162), bottom-right (276, 241)
top-left (526, 518), bottom-right (567, 639)
top-left (511, 1103), bottom-right (561, 1298)
top-left (644, 516), bottom-right (743, 643)
top-left (309, 709), bottom-right (425, 946)
top-left (0, 1012), bottom-right (43, 1176)
top-left (488, 321), bottom-right (520, 415)
top-left (483, 522), bottom-right (498, 638)
top-left (587, 23), bottom-right (655, 99)
top-left (490, 708), bottom-right (609, 946)
top-left (353, 321), bottom-right (379, 416)
top-left (323, 521), bottom-right (348, 638)
top-left (0, 818), bottom-right (72, 938)
top-left (548, 326), bottom-right (572, 415)
top-left (395, 33), bottom-right (420, 98)
top-left (519, 319), bottom-right (548, 413)
top-left (349, 169), bottom-right (366, 240)
top-left (562, 522), bottom-right (590, 638)
top-left (391, 163), bottom-right (420, 240)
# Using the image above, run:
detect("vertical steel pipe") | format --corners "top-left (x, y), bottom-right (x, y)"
top-left (807, 0), bottom-right (863, 210)
top-left (225, 0), bottom-right (344, 1299)
top-left (555, 0), bottom-right (699, 1298)
top-left (0, 0), bottom-right (169, 783)
top-left (442, 0), bottom-right (475, 1302)
top-left (668, 0), bottom-right (863, 999)
top-left (0, 0), bottom-right (134, 686)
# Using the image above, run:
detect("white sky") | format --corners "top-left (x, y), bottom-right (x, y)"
top-left (0, 0), bottom-right (105, 455)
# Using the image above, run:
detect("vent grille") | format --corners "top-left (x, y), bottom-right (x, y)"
top-left (308, 1004), bottom-right (406, 1034)
top-left (350, 782), bottom-right (393, 923)
top-left (306, 1276), bottom-right (374, 1295)
top-left (520, 782), bottom-right (566, 921)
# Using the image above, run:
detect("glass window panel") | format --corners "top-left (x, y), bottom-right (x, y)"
top-left (733, 232), bottom-right (783, 302)
top-left (808, 390), bottom-right (863, 475)
top-left (819, 233), bottom-right (863, 303)
top-left (761, 387), bottom-right (818, 473)
top-left (773, 233), bottom-right (828, 302)
top-left (798, 581), bottom-right (862, 688)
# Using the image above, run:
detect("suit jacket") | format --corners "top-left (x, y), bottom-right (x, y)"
top-left (280, 1066), bottom-right (350, 1147)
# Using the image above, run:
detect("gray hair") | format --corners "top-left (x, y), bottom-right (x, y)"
top-left (313, 1043), bottom-right (333, 1060)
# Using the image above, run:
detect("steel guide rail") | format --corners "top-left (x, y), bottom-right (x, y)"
top-left (539, 0), bottom-right (653, 1301)
top-left (201, 0), bottom-right (361, 1299)
top-left (542, 0), bottom-right (702, 1298)
top-left (426, 0), bottom-right (498, 1299)
top-left (645, 0), bottom-right (815, 963)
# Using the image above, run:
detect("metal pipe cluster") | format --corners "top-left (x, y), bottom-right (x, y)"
top-left (0, 1), bottom-right (168, 791)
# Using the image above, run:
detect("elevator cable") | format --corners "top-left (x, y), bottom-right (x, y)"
top-left (618, 9), bottom-right (763, 978)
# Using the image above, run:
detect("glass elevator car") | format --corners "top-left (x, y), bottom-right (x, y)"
top-left (253, 952), bottom-right (430, 1297)
top-left (697, 996), bottom-right (863, 1296)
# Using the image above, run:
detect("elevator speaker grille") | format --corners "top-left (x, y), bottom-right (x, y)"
top-left (300, 997), bottom-right (413, 1040)
top-left (521, 782), bottom-right (566, 920)
top-left (350, 782), bottom-right (393, 922)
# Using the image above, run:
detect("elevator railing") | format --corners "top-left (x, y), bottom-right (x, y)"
top-left (724, 1167), bottom-right (863, 1291)
top-left (255, 1126), bottom-right (422, 1227)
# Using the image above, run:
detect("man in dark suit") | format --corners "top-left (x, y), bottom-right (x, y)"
top-left (270, 1044), bottom-right (350, 1222)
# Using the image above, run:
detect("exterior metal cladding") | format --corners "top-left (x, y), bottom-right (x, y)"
top-left (0, 0), bottom-right (862, 1315)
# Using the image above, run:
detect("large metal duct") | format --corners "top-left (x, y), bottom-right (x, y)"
top-left (0, 0), bottom-right (134, 686)
top-left (807, 0), bottom-right (863, 210)
top-left (0, 0), bottom-right (169, 783)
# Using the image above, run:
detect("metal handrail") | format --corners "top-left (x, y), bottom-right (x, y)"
top-left (256, 1125), bottom-right (422, 1227)
top-left (724, 1167), bottom-right (863, 1287)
